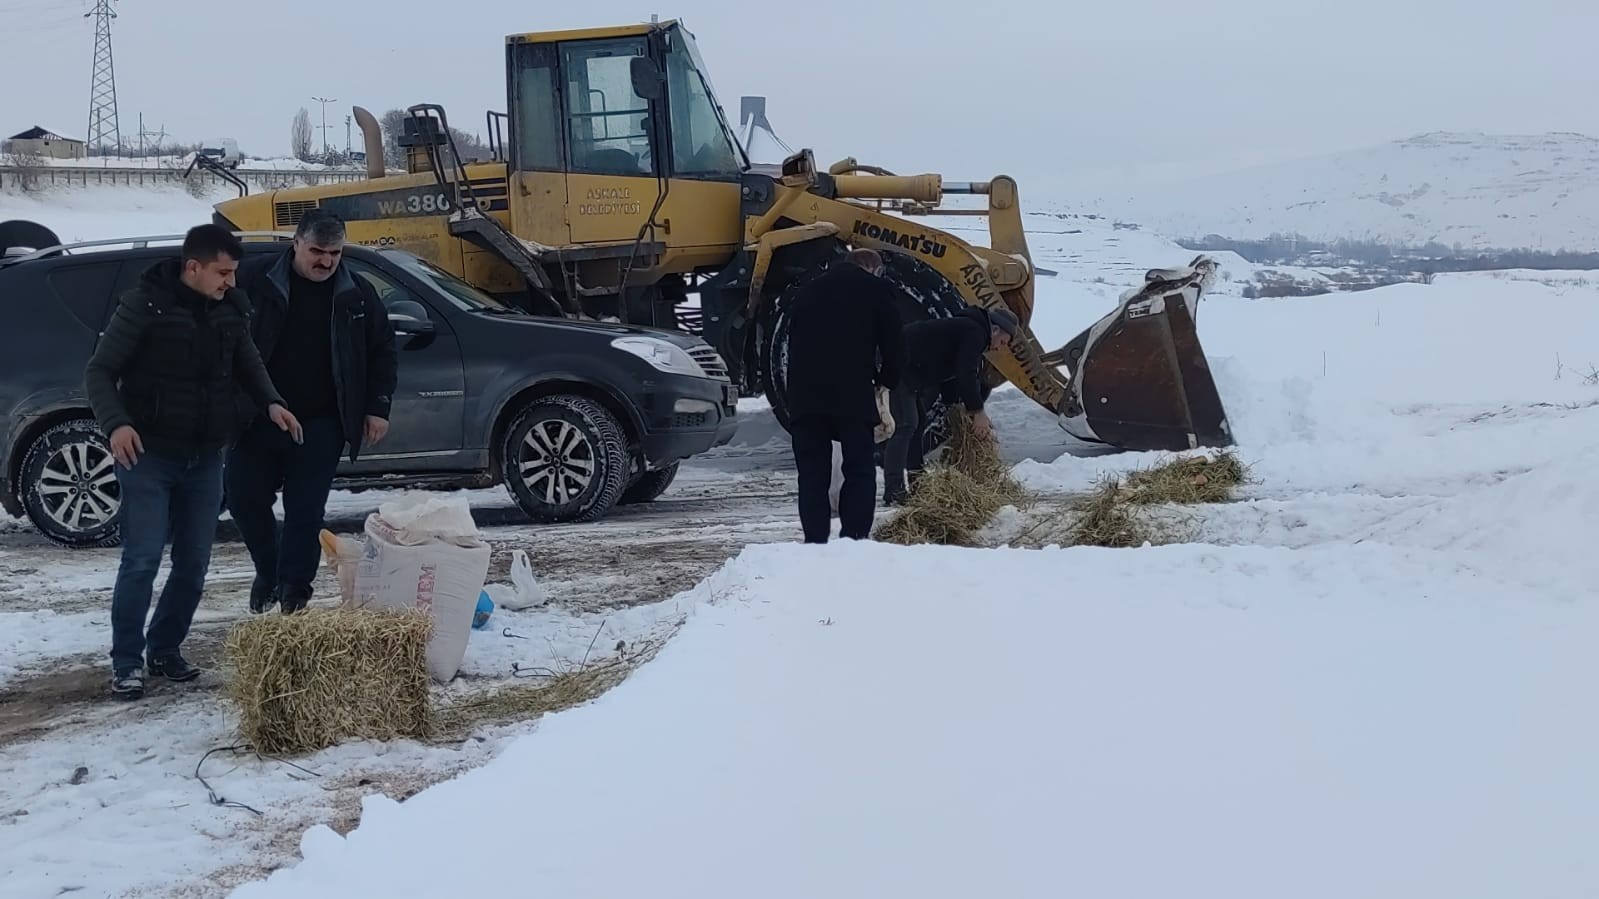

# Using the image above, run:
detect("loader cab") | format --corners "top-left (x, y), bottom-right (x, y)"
top-left (504, 20), bottom-right (747, 267)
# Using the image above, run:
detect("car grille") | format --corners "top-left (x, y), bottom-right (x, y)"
top-left (688, 345), bottom-right (729, 381)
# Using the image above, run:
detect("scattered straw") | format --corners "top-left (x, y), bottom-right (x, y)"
top-left (1122, 451), bottom-right (1247, 505)
top-left (223, 609), bottom-right (434, 756)
top-left (1064, 476), bottom-right (1153, 548)
top-left (1006, 451), bottom-right (1245, 550)
top-left (434, 637), bottom-right (668, 738)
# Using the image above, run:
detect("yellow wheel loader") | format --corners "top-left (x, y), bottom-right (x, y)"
top-left (212, 18), bottom-right (1232, 455)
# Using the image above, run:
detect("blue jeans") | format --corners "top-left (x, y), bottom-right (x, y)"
top-left (109, 447), bottom-right (225, 673)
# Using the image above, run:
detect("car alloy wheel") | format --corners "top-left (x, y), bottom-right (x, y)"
top-left (20, 417), bottom-right (123, 548)
top-left (519, 417), bottom-right (598, 506)
top-left (500, 395), bottom-right (630, 524)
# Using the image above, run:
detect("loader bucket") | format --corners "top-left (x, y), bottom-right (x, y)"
top-left (1050, 256), bottom-right (1233, 452)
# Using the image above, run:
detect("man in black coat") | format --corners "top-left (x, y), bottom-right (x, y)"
top-left (84, 225), bottom-right (304, 699)
top-left (881, 303), bottom-right (1019, 504)
top-left (782, 248), bottom-right (904, 543)
top-left (228, 209), bottom-right (399, 615)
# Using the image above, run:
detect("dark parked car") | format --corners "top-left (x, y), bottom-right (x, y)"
top-left (0, 229), bottom-right (739, 547)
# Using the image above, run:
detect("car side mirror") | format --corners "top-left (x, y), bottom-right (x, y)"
top-left (630, 56), bottom-right (664, 102)
top-left (388, 299), bottom-right (435, 336)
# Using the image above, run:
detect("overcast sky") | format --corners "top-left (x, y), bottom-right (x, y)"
top-left (3, 0), bottom-right (1595, 194)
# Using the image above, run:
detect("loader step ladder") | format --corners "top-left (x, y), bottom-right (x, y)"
top-left (400, 104), bottom-right (566, 313)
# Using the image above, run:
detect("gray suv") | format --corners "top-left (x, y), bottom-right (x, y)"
top-left (0, 226), bottom-right (739, 547)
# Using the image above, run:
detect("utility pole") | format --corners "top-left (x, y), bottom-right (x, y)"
top-left (312, 96), bottom-right (337, 156)
top-left (85, 0), bottom-right (122, 155)
top-left (345, 114), bottom-right (353, 155)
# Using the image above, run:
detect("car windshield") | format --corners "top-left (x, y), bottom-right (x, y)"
top-left (379, 250), bottom-right (517, 313)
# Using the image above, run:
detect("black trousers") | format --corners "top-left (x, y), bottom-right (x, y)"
top-left (790, 414), bottom-right (877, 544)
top-left (224, 415), bottom-right (347, 599)
top-left (882, 382), bottom-right (939, 492)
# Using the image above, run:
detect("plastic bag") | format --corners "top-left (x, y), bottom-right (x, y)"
top-left (873, 386), bottom-right (895, 442)
top-left (495, 549), bottom-right (548, 610)
top-left (374, 495), bottom-right (481, 547)
top-left (319, 529), bottom-right (364, 607)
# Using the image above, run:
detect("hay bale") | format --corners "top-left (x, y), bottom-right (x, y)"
top-left (223, 609), bottom-right (434, 756)
top-left (1122, 451), bottom-right (1248, 505)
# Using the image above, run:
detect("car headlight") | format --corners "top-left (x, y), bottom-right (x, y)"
top-left (611, 336), bottom-right (706, 377)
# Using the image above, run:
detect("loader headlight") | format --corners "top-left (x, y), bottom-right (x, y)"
top-left (611, 336), bottom-right (706, 378)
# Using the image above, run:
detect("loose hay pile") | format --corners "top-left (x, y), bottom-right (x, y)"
top-left (875, 466), bottom-right (1001, 546)
top-left (224, 609), bottom-right (434, 756)
top-left (1054, 450), bottom-right (1248, 548)
top-left (940, 407), bottom-right (1028, 505)
top-left (1122, 451), bottom-right (1247, 505)
top-left (875, 408), bottom-right (1031, 546)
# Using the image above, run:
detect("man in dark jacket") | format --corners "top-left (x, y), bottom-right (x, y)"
top-left (85, 225), bottom-right (304, 699)
top-left (881, 303), bottom-right (1019, 504)
top-left (228, 209), bottom-right (398, 615)
top-left (781, 248), bottom-right (903, 543)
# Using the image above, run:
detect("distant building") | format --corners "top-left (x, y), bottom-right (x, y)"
top-left (3, 126), bottom-right (87, 160)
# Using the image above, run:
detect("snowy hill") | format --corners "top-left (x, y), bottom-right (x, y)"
top-left (1080, 131), bottom-right (1599, 253)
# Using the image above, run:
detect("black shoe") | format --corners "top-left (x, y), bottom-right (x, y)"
top-left (111, 667), bottom-right (145, 700)
top-left (278, 585), bottom-right (312, 616)
top-left (147, 653), bottom-right (201, 682)
top-left (249, 576), bottom-right (278, 614)
top-left (883, 474), bottom-right (908, 507)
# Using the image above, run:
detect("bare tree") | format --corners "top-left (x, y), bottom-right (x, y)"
top-left (4, 148), bottom-right (47, 193)
top-left (380, 108), bottom-right (408, 168)
top-left (291, 108), bottom-right (313, 161)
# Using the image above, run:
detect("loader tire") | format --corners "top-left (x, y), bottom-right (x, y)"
top-left (758, 247), bottom-right (968, 460)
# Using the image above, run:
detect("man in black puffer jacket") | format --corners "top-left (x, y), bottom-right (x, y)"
top-left (85, 225), bottom-right (304, 700)
top-left (228, 209), bottom-right (398, 615)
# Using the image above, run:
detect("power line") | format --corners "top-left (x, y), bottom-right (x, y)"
top-left (312, 96), bottom-right (337, 156)
top-left (85, 0), bottom-right (121, 154)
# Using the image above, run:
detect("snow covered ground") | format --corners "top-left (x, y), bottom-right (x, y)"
top-left (229, 244), bottom-right (1599, 898)
top-left (0, 182), bottom-right (239, 245)
top-left (4, 185), bottom-right (1598, 897)
top-left (231, 536), bottom-right (1599, 899)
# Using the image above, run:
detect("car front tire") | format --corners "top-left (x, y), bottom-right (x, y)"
top-left (20, 417), bottom-right (122, 548)
top-left (500, 395), bottom-right (629, 524)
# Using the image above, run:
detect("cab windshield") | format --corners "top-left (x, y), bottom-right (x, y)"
top-left (663, 25), bottom-right (748, 177)
top-left (380, 250), bottom-right (517, 313)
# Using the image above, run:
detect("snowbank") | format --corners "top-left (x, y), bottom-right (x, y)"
top-left (228, 538), bottom-right (1599, 899)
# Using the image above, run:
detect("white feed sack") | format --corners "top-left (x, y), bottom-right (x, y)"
top-left (350, 496), bottom-right (492, 683)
